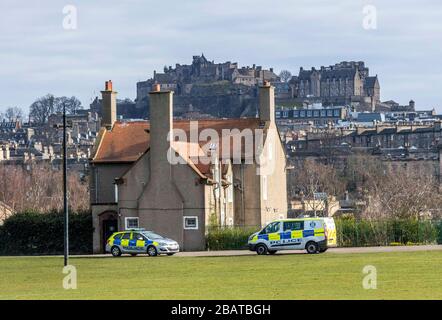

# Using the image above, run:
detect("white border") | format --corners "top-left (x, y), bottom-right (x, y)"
top-left (125, 217), bottom-right (139, 230)
top-left (183, 216), bottom-right (198, 230)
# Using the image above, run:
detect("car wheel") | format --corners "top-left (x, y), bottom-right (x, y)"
top-left (268, 250), bottom-right (277, 255)
top-left (319, 248), bottom-right (328, 253)
top-left (256, 244), bottom-right (268, 255)
top-left (111, 246), bottom-right (122, 257)
top-left (147, 246), bottom-right (158, 257)
top-left (167, 253), bottom-right (175, 256)
top-left (306, 241), bottom-right (319, 254)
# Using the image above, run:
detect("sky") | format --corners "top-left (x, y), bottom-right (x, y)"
top-left (1, 0), bottom-right (442, 113)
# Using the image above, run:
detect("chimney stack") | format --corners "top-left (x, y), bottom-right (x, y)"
top-left (149, 85), bottom-right (173, 181)
top-left (101, 80), bottom-right (117, 129)
top-left (259, 80), bottom-right (275, 123)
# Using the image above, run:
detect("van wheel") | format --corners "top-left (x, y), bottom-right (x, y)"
top-left (256, 244), bottom-right (268, 255)
top-left (111, 246), bottom-right (121, 257)
top-left (268, 250), bottom-right (277, 255)
top-left (306, 241), bottom-right (319, 254)
top-left (147, 246), bottom-right (158, 257)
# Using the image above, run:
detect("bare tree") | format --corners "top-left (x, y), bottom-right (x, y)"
top-left (279, 70), bottom-right (292, 83)
top-left (341, 155), bottom-right (442, 219)
top-left (289, 158), bottom-right (346, 216)
top-left (0, 163), bottom-right (89, 213)
top-left (29, 94), bottom-right (56, 124)
top-left (55, 96), bottom-right (83, 114)
top-left (4, 107), bottom-right (23, 121)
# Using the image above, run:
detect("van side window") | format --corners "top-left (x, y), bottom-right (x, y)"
top-left (261, 222), bottom-right (281, 234)
top-left (283, 221), bottom-right (304, 231)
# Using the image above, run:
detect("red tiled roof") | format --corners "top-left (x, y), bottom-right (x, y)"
top-left (92, 121), bottom-right (150, 163)
top-left (92, 118), bottom-right (264, 165)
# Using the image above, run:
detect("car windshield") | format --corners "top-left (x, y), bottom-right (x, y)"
top-left (142, 231), bottom-right (164, 240)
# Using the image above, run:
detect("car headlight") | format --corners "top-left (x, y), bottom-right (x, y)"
top-left (158, 242), bottom-right (167, 246)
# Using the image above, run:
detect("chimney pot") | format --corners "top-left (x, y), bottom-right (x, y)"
top-left (152, 84), bottom-right (161, 92)
top-left (105, 80), bottom-right (113, 91)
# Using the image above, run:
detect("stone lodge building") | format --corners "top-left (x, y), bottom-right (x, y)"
top-left (90, 81), bottom-right (288, 253)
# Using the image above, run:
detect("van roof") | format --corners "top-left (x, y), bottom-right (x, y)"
top-left (274, 218), bottom-right (329, 222)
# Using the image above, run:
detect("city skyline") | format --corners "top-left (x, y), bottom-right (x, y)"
top-left (1, 0), bottom-right (442, 112)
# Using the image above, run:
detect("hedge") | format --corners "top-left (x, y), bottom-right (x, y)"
top-left (206, 226), bottom-right (259, 250)
top-left (335, 219), bottom-right (442, 247)
top-left (205, 219), bottom-right (442, 250)
top-left (0, 210), bottom-right (93, 255)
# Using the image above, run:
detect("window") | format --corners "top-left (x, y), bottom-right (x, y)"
top-left (122, 232), bottom-right (131, 240)
top-left (313, 110), bottom-right (319, 117)
top-left (283, 221), bottom-right (304, 231)
top-left (261, 222), bottom-right (281, 234)
top-left (282, 111), bottom-right (288, 118)
top-left (320, 110), bottom-right (326, 117)
top-left (142, 231), bottom-right (164, 240)
top-left (125, 217), bottom-right (139, 230)
top-left (132, 233), bottom-right (144, 241)
top-left (300, 110), bottom-right (306, 117)
top-left (307, 110), bottom-right (312, 117)
top-left (114, 233), bottom-right (123, 240)
top-left (262, 175), bottom-right (268, 201)
top-left (227, 175), bottom-right (233, 203)
top-left (268, 143), bottom-right (273, 160)
top-left (184, 216), bottom-right (198, 230)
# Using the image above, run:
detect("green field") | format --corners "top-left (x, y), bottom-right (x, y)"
top-left (1, 251), bottom-right (441, 299)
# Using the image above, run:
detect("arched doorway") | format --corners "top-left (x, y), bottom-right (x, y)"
top-left (99, 211), bottom-right (118, 253)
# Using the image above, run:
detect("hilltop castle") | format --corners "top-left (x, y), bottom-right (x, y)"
top-left (127, 57), bottom-right (382, 119)
top-left (135, 54), bottom-right (279, 116)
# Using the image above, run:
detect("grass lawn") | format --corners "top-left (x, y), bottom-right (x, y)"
top-left (1, 251), bottom-right (441, 300)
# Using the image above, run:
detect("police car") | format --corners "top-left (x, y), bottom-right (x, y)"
top-left (248, 217), bottom-right (337, 255)
top-left (106, 229), bottom-right (180, 257)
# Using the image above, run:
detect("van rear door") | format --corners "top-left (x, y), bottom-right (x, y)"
top-left (323, 218), bottom-right (337, 247)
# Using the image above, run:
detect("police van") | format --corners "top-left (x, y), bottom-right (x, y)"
top-left (248, 217), bottom-right (337, 255)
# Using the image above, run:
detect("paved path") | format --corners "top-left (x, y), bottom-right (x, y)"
top-left (175, 244), bottom-right (442, 257)
top-left (2, 245), bottom-right (441, 259)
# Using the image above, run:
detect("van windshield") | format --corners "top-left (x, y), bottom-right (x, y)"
top-left (261, 222), bottom-right (281, 234)
top-left (142, 231), bottom-right (164, 240)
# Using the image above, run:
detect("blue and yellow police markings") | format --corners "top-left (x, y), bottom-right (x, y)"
top-left (267, 231), bottom-right (303, 247)
top-left (111, 234), bottom-right (159, 251)
top-left (252, 227), bottom-right (324, 247)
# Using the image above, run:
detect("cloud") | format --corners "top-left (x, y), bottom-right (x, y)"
top-left (0, 0), bottom-right (441, 111)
